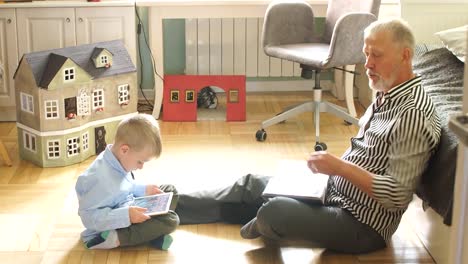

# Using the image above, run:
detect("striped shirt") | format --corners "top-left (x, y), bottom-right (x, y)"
top-left (324, 76), bottom-right (441, 241)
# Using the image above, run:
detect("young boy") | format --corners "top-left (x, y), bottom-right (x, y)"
top-left (75, 113), bottom-right (179, 250)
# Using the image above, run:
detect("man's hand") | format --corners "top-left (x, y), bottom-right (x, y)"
top-left (307, 151), bottom-right (347, 176)
top-left (145, 184), bottom-right (163, 195)
top-left (129, 206), bottom-right (151, 223)
top-left (307, 151), bottom-right (374, 196)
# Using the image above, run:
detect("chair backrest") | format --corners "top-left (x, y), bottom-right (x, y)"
top-left (323, 0), bottom-right (381, 43)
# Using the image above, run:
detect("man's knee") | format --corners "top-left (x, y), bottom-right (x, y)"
top-left (255, 197), bottom-right (289, 239)
top-left (257, 197), bottom-right (289, 219)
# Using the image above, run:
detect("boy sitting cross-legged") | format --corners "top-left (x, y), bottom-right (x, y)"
top-left (75, 113), bottom-right (179, 250)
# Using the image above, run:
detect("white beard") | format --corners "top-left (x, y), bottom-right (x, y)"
top-left (368, 69), bottom-right (398, 93)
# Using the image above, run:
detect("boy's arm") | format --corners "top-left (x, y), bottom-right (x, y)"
top-left (76, 176), bottom-right (132, 231)
top-left (131, 181), bottom-right (148, 197)
top-left (145, 184), bottom-right (163, 195)
top-left (79, 206), bottom-right (131, 232)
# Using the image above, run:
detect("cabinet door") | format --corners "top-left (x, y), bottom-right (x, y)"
top-left (76, 7), bottom-right (136, 64)
top-left (16, 8), bottom-right (76, 57)
top-left (0, 9), bottom-right (18, 121)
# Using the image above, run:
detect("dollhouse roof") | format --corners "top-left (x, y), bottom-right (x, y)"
top-left (15, 39), bottom-right (136, 89)
top-left (91, 47), bottom-right (113, 60)
top-left (39, 53), bottom-right (69, 88)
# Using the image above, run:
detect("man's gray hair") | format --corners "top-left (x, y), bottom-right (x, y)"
top-left (364, 18), bottom-right (415, 54)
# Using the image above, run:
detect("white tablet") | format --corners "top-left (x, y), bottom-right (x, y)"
top-left (132, 192), bottom-right (173, 216)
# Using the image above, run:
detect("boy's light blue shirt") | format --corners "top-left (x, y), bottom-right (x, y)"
top-left (75, 144), bottom-right (146, 242)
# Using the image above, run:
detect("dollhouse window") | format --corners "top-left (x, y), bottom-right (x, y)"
top-left (23, 131), bottom-right (36, 153)
top-left (77, 93), bottom-right (90, 116)
top-left (82, 132), bottom-right (89, 152)
top-left (67, 137), bottom-right (79, 157)
top-left (92, 89), bottom-right (104, 110)
top-left (47, 140), bottom-right (60, 159)
top-left (64, 97), bottom-right (77, 120)
top-left (45, 100), bottom-right (59, 119)
top-left (118, 84), bottom-right (130, 105)
top-left (64, 67), bottom-right (75, 82)
top-left (20, 92), bottom-right (34, 114)
top-left (100, 55), bottom-right (108, 64)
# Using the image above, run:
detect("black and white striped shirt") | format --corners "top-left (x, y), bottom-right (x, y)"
top-left (325, 76), bottom-right (441, 241)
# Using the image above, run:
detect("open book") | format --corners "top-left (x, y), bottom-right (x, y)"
top-left (132, 192), bottom-right (173, 216)
top-left (262, 160), bottom-right (329, 203)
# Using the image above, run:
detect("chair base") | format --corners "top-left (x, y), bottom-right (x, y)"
top-left (261, 100), bottom-right (358, 129)
top-left (257, 98), bottom-right (358, 146)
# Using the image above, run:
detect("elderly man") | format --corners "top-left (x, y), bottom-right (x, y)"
top-left (176, 19), bottom-right (441, 254)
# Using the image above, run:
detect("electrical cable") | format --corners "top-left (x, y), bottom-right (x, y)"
top-left (134, 3), bottom-right (166, 112)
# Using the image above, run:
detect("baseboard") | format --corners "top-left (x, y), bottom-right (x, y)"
top-left (138, 80), bottom-right (335, 101)
top-left (245, 80), bottom-right (333, 92)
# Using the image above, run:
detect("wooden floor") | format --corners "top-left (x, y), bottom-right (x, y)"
top-left (0, 92), bottom-right (435, 264)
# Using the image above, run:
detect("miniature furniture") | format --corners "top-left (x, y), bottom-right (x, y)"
top-left (255, 0), bottom-right (380, 151)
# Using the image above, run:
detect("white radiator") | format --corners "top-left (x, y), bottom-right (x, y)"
top-left (185, 18), bottom-right (303, 78)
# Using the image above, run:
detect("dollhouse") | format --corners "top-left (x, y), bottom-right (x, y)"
top-left (13, 39), bottom-right (137, 167)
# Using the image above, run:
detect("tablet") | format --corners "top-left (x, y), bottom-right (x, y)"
top-left (262, 173), bottom-right (328, 203)
top-left (132, 192), bottom-right (173, 216)
top-left (262, 159), bottom-right (329, 203)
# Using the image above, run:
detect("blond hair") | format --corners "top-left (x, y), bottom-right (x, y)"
top-left (114, 113), bottom-right (162, 158)
top-left (364, 18), bottom-right (415, 57)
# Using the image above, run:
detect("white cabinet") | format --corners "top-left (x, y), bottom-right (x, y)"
top-left (16, 6), bottom-right (136, 63)
top-left (1, 5), bottom-right (136, 121)
top-left (75, 7), bottom-right (136, 64)
top-left (16, 8), bottom-right (76, 56)
top-left (0, 9), bottom-right (18, 121)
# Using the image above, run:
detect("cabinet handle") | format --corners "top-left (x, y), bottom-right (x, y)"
top-left (78, 18), bottom-right (83, 22)
top-left (66, 18), bottom-right (71, 23)
top-left (7, 19), bottom-right (12, 24)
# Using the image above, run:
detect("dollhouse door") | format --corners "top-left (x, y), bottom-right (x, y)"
top-left (94, 126), bottom-right (107, 155)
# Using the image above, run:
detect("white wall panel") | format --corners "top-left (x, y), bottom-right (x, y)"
top-left (209, 18), bottom-right (222, 75)
top-left (185, 19), bottom-right (198, 74)
top-left (269, 57), bottom-right (282, 77)
top-left (257, 18), bottom-right (270, 77)
top-left (197, 18), bottom-right (210, 75)
top-left (185, 16), bottom-right (302, 78)
top-left (282, 60), bottom-right (294, 77)
top-left (233, 18), bottom-right (246, 75)
top-left (294, 62), bottom-right (302, 77)
top-left (221, 18), bottom-right (234, 75)
top-left (245, 18), bottom-right (258, 77)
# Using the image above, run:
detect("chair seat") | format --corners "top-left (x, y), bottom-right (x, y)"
top-left (265, 43), bottom-right (330, 68)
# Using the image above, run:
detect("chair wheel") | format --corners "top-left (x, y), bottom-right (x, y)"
top-left (314, 142), bottom-right (327, 151)
top-left (256, 129), bottom-right (267, 142)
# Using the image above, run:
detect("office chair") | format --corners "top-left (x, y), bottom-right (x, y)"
top-left (255, 0), bottom-right (380, 151)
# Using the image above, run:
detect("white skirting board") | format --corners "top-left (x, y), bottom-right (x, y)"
top-left (138, 80), bottom-right (344, 101)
